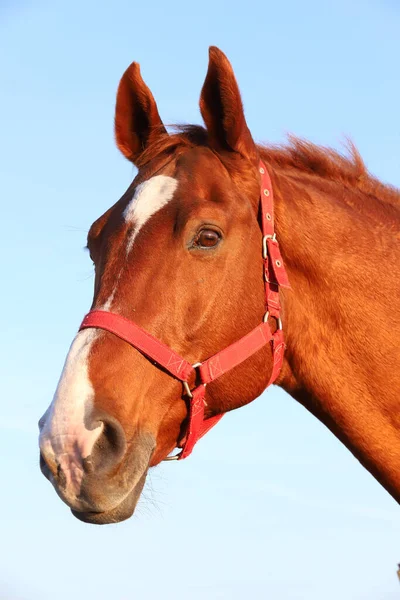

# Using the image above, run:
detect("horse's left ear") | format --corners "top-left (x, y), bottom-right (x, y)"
top-left (200, 47), bottom-right (258, 164)
top-left (115, 61), bottom-right (167, 165)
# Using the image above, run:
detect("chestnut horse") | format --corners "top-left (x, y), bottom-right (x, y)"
top-left (39, 47), bottom-right (400, 524)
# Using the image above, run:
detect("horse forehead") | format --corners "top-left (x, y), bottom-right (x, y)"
top-left (123, 152), bottom-right (230, 225)
top-left (176, 147), bottom-right (231, 187)
top-left (170, 158), bottom-right (239, 211)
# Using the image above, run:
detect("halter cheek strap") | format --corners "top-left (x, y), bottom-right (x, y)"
top-left (79, 160), bottom-right (290, 460)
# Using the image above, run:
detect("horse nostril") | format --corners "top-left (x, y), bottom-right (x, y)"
top-left (86, 416), bottom-right (127, 475)
top-left (104, 420), bottom-right (125, 451)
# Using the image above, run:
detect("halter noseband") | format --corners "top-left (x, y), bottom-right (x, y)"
top-left (79, 161), bottom-right (290, 460)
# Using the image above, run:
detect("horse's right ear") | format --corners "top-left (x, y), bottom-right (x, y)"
top-left (114, 62), bottom-right (166, 165)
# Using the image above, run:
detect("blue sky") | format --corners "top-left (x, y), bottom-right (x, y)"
top-left (1, 1), bottom-right (399, 598)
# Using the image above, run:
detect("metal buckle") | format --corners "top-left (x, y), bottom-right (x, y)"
top-left (262, 233), bottom-right (276, 259)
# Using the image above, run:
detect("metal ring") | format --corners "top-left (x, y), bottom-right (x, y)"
top-left (183, 380), bottom-right (193, 399)
top-left (264, 311), bottom-right (283, 330)
top-left (163, 451), bottom-right (181, 461)
top-left (192, 362), bottom-right (206, 387)
top-left (165, 363), bottom-right (206, 462)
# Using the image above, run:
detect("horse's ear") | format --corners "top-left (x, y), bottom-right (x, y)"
top-left (199, 47), bottom-right (257, 164)
top-left (115, 62), bottom-right (166, 165)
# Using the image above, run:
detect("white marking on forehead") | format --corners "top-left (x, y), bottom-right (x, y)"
top-left (123, 175), bottom-right (178, 254)
top-left (39, 329), bottom-right (103, 500)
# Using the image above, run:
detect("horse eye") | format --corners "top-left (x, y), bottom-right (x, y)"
top-left (195, 229), bottom-right (221, 249)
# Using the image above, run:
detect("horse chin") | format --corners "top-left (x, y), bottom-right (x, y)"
top-left (71, 470), bottom-right (148, 525)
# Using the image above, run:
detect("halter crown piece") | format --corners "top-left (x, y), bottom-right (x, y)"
top-left (80, 161), bottom-right (290, 460)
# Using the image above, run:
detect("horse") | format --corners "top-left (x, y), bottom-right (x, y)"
top-left (39, 46), bottom-right (400, 524)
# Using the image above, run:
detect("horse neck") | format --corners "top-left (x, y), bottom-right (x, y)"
top-left (270, 161), bottom-right (400, 503)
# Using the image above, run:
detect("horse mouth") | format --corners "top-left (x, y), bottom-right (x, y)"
top-left (70, 470), bottom-right (148, 524)
top-left (71, 510), bottom-right (115, 525)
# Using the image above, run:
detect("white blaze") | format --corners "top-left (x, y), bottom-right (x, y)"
top-left (40, 175), bottom-right (178, 498)
top-left (39, 329), bottom-right (103, 494)
top-left (123, 175), bottom-right (178, 254)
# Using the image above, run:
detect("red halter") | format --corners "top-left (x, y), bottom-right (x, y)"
top-left (79, 161), bottom-right (290, 460)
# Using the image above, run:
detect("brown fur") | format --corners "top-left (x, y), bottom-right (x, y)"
top-left (40, 47), bottom-right (400, 524)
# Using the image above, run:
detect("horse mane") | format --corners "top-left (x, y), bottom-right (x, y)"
top-left (138, 124), bottom-right (400, 220)
top-left (261, 137), bottom-right (400, 211)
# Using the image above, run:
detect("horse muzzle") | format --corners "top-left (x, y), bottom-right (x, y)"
top-left (39, 426), bottom-right (155, 523)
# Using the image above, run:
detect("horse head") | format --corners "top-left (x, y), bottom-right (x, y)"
top-left (39, 48), bottom-right (278, 523)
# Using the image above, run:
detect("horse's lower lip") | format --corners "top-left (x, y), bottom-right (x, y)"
top-left (71, 509), bottom-right (123, 525)
top-left (71, 503), bottom-right (132, 525)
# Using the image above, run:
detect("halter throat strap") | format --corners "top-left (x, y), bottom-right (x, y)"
top-left (79, 160), bottom-right (290, 460)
